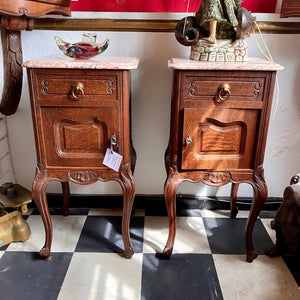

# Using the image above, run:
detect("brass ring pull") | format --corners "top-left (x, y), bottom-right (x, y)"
top-left (185, 136), bottom-right (192, 145)
top-left (217, 83), bottom-right (231, 102)
top-left (71, 82), bottom-right (84, 100)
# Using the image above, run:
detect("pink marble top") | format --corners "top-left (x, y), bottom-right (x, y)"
top-left (168, 57), bottom-right (284, 71)
top-left (23, 55), bottom-right (139, 70)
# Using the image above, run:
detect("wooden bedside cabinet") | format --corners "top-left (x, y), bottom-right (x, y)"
top-left (163, 58), bottom-right (283, 262)
top-left (24, 56), bottom-right (139, 260)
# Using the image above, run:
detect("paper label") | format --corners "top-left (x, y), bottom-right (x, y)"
top-left (103, 148), bottom-right (123, 172)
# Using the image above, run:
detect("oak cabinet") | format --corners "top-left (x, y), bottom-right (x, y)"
top-left (163, 58), bottom-right (283, 262)
top-left (24, 56), bottom-right (139, 260)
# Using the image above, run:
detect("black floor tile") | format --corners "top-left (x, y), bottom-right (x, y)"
top-left (203, 218), bottom-right (274, 254)
top-left (141, 253), bottom-right (223, 300)
top-left (75, 216), bottom-right (144, 253)
top-left (144, 198), bottom-right (203, 217)
top-left (283, 255), bottom-right (300, 286)
top-left (0, 252), bottom-right (72, 300)
top-left (145, 206), bottom-right (202, 217)
top-left (145, 206), bottom-right (168, 216)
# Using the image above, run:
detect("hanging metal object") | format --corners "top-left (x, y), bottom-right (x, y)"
top-left (174, 16), bottom-right (203, 46)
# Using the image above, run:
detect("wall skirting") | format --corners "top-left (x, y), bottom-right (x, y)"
top-left (33, 194), bottom-right (282, 212)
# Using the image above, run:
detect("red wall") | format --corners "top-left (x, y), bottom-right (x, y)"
top-left (71, 0), bottom-right (277, 13)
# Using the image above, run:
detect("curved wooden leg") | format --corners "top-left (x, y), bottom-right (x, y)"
top-left (61, 182), bottom-right (70, 216)
top-left (32, 166), bottom-right (52, 260)
top-left (162, 166), bottom-right (183, 259)
top-left (119, 164), bottom-right (136, 259)
top-left (246, 169), bottom-right (268, 262)
top-left (230, 182), bottom-right (239, 218)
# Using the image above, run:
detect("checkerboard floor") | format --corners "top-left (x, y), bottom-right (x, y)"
top-left (1, 202), bottom-right (300, 300)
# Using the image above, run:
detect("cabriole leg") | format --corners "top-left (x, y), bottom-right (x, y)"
top-left (61, 181), bottom-right (70, 216)
top-left (119, 165), bottom-right (136, 259)
top-left (32, 166), bottom-right (52, 260)
top-left (230, 182), bottom-right (239, 218)
top-left (246, 170), bottom-right (268, 262)
top-left (163, 167), bottom-right (183, 258)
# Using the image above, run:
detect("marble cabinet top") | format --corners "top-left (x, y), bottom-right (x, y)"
top-left (23, 55), bottom-right (139, 70)
top-left (168, 57), bottom-right (284, 71)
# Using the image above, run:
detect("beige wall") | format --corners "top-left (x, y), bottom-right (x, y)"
top-left (0, 115), bottom-right (15, 185)
top-left (3, 12), bottom-right (300, 197)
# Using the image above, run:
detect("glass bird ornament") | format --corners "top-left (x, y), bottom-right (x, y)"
top-left (54, 36), bottom-right (109, 59)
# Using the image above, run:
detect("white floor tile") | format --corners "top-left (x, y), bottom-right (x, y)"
top-left (201, 209), bottom-right (250, 218)
top-left (213, 254), bottom-right (300, 300)
top-left (260, 218), bottom-right (276, 244)
top-left (7, 215), bottom-right (86, 252)
top-left (88, 208), bottom-right (145, 216)
top-left (143, 216), bottom-right (211, 254)
top-left (0, 251), bottom-right (4, 259)
top-left (58, 253), bottom-right (143, 300)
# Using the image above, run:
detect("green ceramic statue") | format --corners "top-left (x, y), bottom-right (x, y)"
top-left (174, 0), bottom-right (256, 61)
top-left (195, 0), bottom-right (243, 43)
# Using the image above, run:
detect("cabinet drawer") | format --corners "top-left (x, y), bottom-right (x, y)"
top-left (181, 72), bottom-right (265, 105)
top-left (39, 106), bottom-right (122, 168)
top-left (30, 69), bottom-right (120, 104)
top-left (181, 107), bottom-right (259, 171)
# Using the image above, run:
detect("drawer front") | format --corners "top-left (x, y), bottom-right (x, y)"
top-left (181, 107), bottom-right (259, 171)
top-left (32, 69), bottom-right (120, 104)
top-left (182, 72), bottom-right (266, 105)
top-left (39, 106), bottom-right (122, 168)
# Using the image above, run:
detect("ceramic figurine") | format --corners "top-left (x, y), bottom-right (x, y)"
top-left (196, 0), bottom-right (242, 43)
top-left (174, 0), bottom-right (256, 62)
top-left (54, 36), bottom-right (109, 59)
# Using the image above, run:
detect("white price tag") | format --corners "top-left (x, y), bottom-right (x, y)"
top-left (103, 148), bottom-right (123, 172)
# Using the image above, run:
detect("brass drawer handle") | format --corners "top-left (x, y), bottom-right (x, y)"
top-left (185, 136), bottom-right (192, 145)
top-left (71, 82), bottom-right (84, 100)
top-left (217, 83), bottom-right (231, 102)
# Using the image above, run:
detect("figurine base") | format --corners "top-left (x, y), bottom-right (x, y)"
top-left (190, 38), bottom-right (248, 62)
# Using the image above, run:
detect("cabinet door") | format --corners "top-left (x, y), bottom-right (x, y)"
top-left (181, 107), bottom-right (259, 171)
top-left (39, 106), bottom-right (121, 168)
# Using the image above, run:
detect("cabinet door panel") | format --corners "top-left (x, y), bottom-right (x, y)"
top-left (181, 107), bottom-right (259, 171)
top-left (39, 107), bottom-right (121, 168)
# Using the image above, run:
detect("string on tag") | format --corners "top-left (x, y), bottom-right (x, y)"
top-left (253, 21), bottom-right (280, 126)
top-left (183, 0), bottom-right (192, 36)
top-left (110, 140), bottom-right (120, 154)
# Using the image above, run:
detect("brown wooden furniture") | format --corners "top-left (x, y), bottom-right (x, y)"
top-left (163, 58), bottom-right (283, 262)
top-left (24, 56), bottom-right (139, 260)
top-left (0, 0), bottom-right (71, 116)
top-left (280, 0), bottom-right (300, 17)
